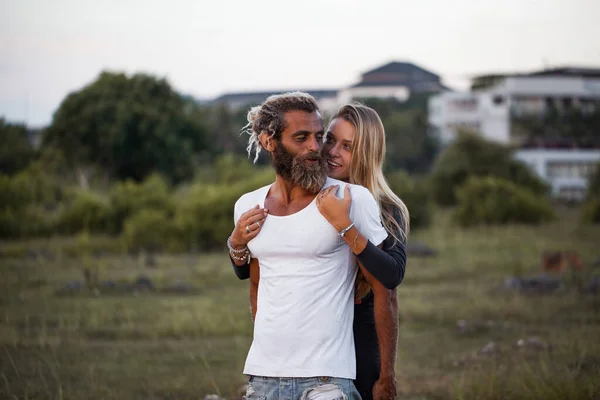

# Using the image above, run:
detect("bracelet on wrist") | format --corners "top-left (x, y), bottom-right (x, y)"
top-left (348, 231), bottom-right (360, 248)
top-left (338, 222), bottom-right (355, 237)
top-left (230, 251), bottom-right (249, 262)
top-left (227, 236), bottom-right (248, 253)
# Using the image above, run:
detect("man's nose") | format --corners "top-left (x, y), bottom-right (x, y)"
top-left (307, 136), bottom-right (320, 152)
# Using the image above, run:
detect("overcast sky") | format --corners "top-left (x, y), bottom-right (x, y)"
top-left (1, 0), bottom-right (599, 127)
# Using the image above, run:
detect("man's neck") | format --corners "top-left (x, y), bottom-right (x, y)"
top-left (271, 174), bottom-right (322, 205)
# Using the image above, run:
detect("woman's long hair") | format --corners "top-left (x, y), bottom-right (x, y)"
top-left (333, 103), bottom-right (409, 243)
top-left (333, 103), bottom-right (410, 300)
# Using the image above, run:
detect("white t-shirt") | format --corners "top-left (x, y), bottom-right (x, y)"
top-left (234, 177), bottom-right (388, 379)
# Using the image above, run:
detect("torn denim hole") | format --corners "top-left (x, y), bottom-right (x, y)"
top-left (300, 383), bottom-right (347, 400)
top-left (243, 383), bottom-right (264, 400)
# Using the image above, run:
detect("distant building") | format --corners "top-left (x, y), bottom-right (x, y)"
top-left (428, 66), bottom-right (600, 201)
top-left (515, 148), bottom-right (600, 202)
top-left (211, 61), bottom-right (445, 113)
top-left (338, 61), bottom-right (446, 104)
top-left (212, 89), bottom-right (339, 111)
top-left (428, 66), bottom-right (600, 144)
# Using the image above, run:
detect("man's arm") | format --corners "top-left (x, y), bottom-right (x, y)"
top-left (249, 258), bottom-right (260, 321)
top-left (358, 260), bottom-right (398, 400)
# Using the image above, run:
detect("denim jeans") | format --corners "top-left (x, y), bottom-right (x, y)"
top-left (244, 375), bottom-right (362, 400)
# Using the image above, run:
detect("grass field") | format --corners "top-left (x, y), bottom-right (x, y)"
top-left (1, 209), bottom-right (600, 400)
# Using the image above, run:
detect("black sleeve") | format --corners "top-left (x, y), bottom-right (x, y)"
top-left (355, 237), bottom-right (406, 290)
top-left (355, 207), bottom-right (407, 289)
top-left (230, 256), bottom-right (251, 280)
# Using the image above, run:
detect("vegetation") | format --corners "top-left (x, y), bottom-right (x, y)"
top-left (1, 209), bottom-right (599, 399)
top-left (2, 68), bottom-right (599, 399)
top-left (430, 132), bottom-right (548, 206)
top-left (454, 176), bottom-right (555, 227)
top-left (42, 72), bottom-right (210, 183)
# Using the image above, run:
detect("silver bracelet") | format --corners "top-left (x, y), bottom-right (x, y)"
top-left (227, 236), bottom-right (248, 254)
top-left (230, 251), bottom-right (249, 262)
top-left (338, 222), bottom-right (355, 237)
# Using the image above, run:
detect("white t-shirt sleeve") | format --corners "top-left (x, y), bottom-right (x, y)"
top-left (234, 196), bottom-right (245, 225)
top-left (348, 184), bottom-right (388, 247)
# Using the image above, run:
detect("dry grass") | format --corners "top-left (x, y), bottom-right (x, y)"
top-left (1, 208), bottom-right (599, 399)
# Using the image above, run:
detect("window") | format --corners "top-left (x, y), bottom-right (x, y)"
top-left (558, 186), bottom-right (586, 202)
top-left (448, 98), bottom-right (478, 112)
top-left (547, 161), bottom-right (599, 179)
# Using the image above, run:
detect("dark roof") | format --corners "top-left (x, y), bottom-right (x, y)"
top-left (362, 61), bottom-right (440, 80)
top-left (363, 62), bottom-right (439, 78)
top-left (528, 67), bottom-right (600, 78)
top-left (352, 80), bottom-right (447, 92)
top-left (472, 65), bottom-right (600, 82)
top-left (351, 61), bottom-right (442, 91)
top-left (213, 89), bottom-right (338, 104)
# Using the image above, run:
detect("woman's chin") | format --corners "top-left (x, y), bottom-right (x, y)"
top-left (326, 167), bottom-right (348, 181)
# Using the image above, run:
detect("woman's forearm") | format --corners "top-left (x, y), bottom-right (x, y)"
top-left (230, 256), bottom-right (251, 280)
top-left (355, 239), bottom-right (406, 289)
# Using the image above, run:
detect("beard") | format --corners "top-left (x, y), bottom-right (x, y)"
top-left (272, 141), bottom-right (327, 194)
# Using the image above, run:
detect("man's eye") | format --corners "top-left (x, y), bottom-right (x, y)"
top-left (316, 134), bottom-right (324, 141)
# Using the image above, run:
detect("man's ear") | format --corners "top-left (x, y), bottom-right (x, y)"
top-left (259, 134), bottom-right (276, 152)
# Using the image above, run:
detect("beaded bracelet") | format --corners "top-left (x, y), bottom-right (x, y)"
top-left (227, 236), bottom-right (248, 254)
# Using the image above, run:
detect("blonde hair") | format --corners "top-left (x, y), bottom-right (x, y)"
top-left (334, 102), bottom-right (410, 243)
top-left (241, 91), bottom-right (320, 163)
top-left (333, 103), bottom-right (410, 300)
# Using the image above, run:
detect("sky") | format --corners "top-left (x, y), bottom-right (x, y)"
top-left (1, 0), bottom-right (599, 127)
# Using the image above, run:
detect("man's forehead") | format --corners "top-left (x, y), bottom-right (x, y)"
top-left (283, 110), bottom-right (323, 131)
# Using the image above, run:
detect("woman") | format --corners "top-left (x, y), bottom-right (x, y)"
top-left (231, 103), bottom-right (408, 400)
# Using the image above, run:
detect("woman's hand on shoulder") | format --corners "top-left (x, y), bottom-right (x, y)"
top-left (316, 185), bottom-right (353, 232)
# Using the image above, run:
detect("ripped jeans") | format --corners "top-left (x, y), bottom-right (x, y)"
top-left (244, 375), bottom-right (362, 400)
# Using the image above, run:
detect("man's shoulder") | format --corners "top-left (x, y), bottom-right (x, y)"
top-left (322, 177), bottom-right (374, 204)
top-left (235, 183), bottom-right (272, 210)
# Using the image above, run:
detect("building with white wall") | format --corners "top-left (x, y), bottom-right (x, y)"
top-left (428, 67), bottom-right (600, 201)
top-left (515, 148), bottom-right (600, 201)
top-left (429, 68), bottom-right (600, 145)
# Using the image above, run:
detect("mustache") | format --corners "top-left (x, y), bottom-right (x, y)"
top-left (298, 152), bottom-right (322, 162)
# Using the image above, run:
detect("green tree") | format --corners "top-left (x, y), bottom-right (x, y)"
top-left (43, 71), bottom-right (210, 183)
top-left (386, 170), bottom-right (431, 229)
top-left (454, 176), bottom-right (555, 226)
top-left (586, 163), bottom-right (600, 200)
top-left (356, 96), bottom-right (440, 173)
top-left (0, 118), bottom-right (37, 175)
top-left (430, 132), bottom-right (548, 206)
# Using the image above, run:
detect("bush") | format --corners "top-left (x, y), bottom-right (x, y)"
top-left (123, 209), bottom-right (179, 254)
top-left (58, 189), bottom-right (112, 234)
top-left (109, 174), bottom-right (174, 233)
top-left (386, 170), bottom-right (432, 229)
top-left (0, 174), bottom-right (32, 210)
top-left (0, 173), bottom-right (56, 238)
top-left (176, 168), bottom-right (274, 250)
top-left (580, 197), bottom-right (600, 224)
top-left (586, 163), bottom-right (600, 200)
top-left (195, 154), bottom-right (259, 184)
top-left (430, 132), bottom-right (548, 206)
top-left (454, 176), bottom-right (555, 227)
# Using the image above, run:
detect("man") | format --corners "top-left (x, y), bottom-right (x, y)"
top-left (227, 92), bottom-right (392, 400)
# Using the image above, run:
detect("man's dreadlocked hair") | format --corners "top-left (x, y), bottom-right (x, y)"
top-left (242, 91), bottom-right (320, 163)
